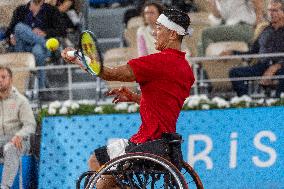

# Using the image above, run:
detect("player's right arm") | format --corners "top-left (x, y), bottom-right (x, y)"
top-left (61, 48), bottom-right (136, 82)
top-left (100, 64), bottom-right (136, 82)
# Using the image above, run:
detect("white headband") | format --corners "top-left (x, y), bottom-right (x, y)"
top-left (157, 14), bottom-right (193, 36)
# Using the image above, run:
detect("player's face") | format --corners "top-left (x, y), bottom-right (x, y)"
top-left (268, 1), bottom-right (284, 25)
top-left (0, 69), bottom-right (12, 93)
top-left (144, 5), bottom-right (160, 27)
top-left (153, 22), bottom-right (172, 51)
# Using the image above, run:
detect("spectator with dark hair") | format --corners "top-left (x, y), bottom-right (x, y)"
top-left (5, 0), bottom-right (66, 89)
top-left (0, 66), bottom-right (36, 189)
top-left (45, 0), bottom-right (81, 29)
top-left (123, 0), bottom-right (146, 26)
top-left (226, 0), bottom-right (284, 97)
top-left (137, 2), bottom-right (164, 56)
top-left (163, 0), bottom-right (198, 13)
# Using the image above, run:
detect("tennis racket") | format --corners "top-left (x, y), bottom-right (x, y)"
top-left (67, 30), bottom-right (103, 76)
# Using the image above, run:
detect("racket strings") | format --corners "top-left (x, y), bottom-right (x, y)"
top-left (80, 31), bottom-right (102, 75)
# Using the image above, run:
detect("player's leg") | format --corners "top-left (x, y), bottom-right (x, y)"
top-left (88, 139), bottom-right (129, 189)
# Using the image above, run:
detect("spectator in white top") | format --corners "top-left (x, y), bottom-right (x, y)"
top-left (197, 0), bottom-right (265, 56)
top-left (136, 2), bottom-right (164, 57)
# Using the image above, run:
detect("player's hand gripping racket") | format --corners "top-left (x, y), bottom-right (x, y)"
top-left (66, 30), bottom-right (103, 76)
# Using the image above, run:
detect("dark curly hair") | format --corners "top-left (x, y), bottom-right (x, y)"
top-left (162, 8), bottom-right (191, 40)
top-left (163, 9), bottom-right (190, 31)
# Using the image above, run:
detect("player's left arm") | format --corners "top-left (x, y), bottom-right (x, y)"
top-left (100, 64), bottom-right (136, 82)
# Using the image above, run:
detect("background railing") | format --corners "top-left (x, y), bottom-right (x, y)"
top-left (12, 52), bottom-right (284, 107)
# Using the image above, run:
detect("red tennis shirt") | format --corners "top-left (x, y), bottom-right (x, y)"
top-left (127, 48), bottom-right (195, 144)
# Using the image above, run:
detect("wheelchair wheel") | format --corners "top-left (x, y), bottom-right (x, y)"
top-left (76, 171), bottom-right (96, 189)
top-left (180, 161), bottom-right (204, 189)
top-left (86, 153), bottom-right (189, 189)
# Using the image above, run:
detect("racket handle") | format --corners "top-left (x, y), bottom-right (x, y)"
top-left (84, 55), bottom-right (91, 64)
top-left (66, 51), bottom-right (91, 63)
top-left (66, 50), bottom-right (76, 58)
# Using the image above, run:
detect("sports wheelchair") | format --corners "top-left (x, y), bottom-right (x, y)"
top-left (76, 133), bottom-right (203, 189)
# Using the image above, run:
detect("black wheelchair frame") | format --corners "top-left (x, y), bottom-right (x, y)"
top-left (76, 133), bottom-right (204, 189)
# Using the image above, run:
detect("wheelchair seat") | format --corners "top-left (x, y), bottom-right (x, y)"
top-left (126, 133), bottom-right (184, 170)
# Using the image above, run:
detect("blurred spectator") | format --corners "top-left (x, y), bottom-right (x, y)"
top-left (0, 28), bottom-right (7, 54)
top-left (163, 0), bottom-right (198, 13)
top-left (45, 0), bottom-right (81, 29)
top-left (227, 0), bottom-right (284, 97)
top-left (197, 0), bottom-right (265, 56)
top-left (124, 0), bottom-right (197, 26)
top-left (137, 2), bottom-right (164, 56)
top-left (123, 0), bottom-right (146, 26)
top-left (0, 66), bottom-right (36, 189)
top-left (5, 0), bottom-right (66, 89)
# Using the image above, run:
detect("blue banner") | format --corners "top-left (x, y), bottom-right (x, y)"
top-left (38, 107), bottom-right (284, 189)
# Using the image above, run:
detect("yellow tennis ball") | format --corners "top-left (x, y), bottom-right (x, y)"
top-left (46, 38), bottom-right (59, 51)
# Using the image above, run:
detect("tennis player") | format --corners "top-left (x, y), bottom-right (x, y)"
top-left (62, 8), bottom-right (195, 189)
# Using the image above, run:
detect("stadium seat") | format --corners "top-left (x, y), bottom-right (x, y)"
top-left (205, 41), bottom-right (248, 56)
top-left (104, 47), bottom-right (137, 62)
top-left (126, 16), bottom-right (143, 29)
top-left (104, 47), bottom-right (138, 90)
top-left (121, 16), bottom-right (142, 64)
top-left (88, 7), bottom-right (129, 53)
top-left (185, 12), bottom-right (210, 57)
top-left (0, 0), bottom-right (29, 28)
top-left (194, 0), bottom-right (211, 12)
top-left (0, 53), bottom-right (35, 94)
top-left (201, 41), bottom-right (249, 94)
top-left (124, 16), bottom-right (143, 51)
top-left (124, 27), bottom-right (140, 53)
